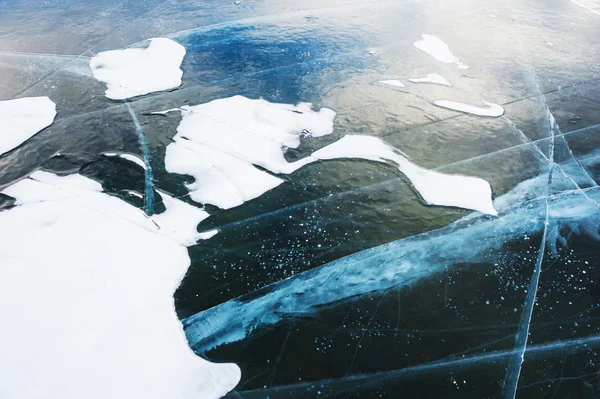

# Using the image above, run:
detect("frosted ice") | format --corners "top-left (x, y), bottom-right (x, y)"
top-left (0, 171), bottom-right (239, 399)
top-left (90, 38), bottom-right (186, 100)
top-left (0, 97), bottom-right (56, 156)
top-left (313, 135), bottom-right (497, 215)
top-left (409, 73), bottom-right (451, 86)
top-left (433, 100), bottom-right (505, 117)
top-left (413, 35), bottom-right (469, 69)
top-left (164, 96), bottom-right (336, 209)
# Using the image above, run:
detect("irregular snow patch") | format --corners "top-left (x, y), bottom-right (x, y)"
top-left (313, 135), bottom-right (497, 215)
top-left (0, 97), bottom-right (56, 156)
top-left (380, 79), bottom-right (406, 88)
top-left (104, 152), bottom-right (147, 169)
top-left (153, 190), bottom-right (211, 246)
top-left (164, 96), bottom-right (336, 209)
top-left (413, 35), bottom-right (469, 69)
top-left (409, 73), bottom-right (451, 86)
top-left (0, 172), bottom-right (239, 399)
top-left (90, 38), bottom-right (186, 100)
top-left (433, 100), bottom-right (505, 117)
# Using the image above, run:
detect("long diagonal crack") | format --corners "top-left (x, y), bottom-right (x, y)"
top-left (502, 74), bottom-right (557, 397)
top-left (125, 101), bottom-right (155, 216)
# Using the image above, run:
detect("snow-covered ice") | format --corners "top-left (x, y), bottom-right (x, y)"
top-left (164, 96), bottom-right (336, 209)
top-left (312, 135), bottom-right (497, 215)
top-left (413, 35), bottom-right (469, 69)
top-left (90, 38), bottom-right (186, 100)
top-left (0, 97), bottom-right (56, 156)
top-left (0, 171), bottom-right (239, 399)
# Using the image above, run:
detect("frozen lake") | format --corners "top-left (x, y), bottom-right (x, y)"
top-left (0, 0), bottom-right (599, 398)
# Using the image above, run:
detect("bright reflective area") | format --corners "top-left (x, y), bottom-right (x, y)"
top-left (0, 0), bottom-right (599, 398)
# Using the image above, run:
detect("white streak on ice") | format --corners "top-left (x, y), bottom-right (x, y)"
top-left (90, 38), bottom-right (186, 100)
top-left (0, 97), bottom-right (56, 156)
top-left (312, 135), bottom-right (497, 215)
top-left (413, 35), bottom-right (469, 69)
top-left (151, 108), bottom-right (183, 115)
top-left (0, 172), bottom-right (238, 399)
top-left (434, 100), bottom-right (505, 117)
top-left (164, 96), bottom-right (335, 209)
top-left (409, 73), bottom-right (451, 86)
top-left (380, 80), bottom-right (406, 88)
top-left (104, 152), bottom-right (147, 169)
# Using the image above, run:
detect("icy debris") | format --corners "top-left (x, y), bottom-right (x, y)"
top-left (0, 171), bottom-right (239, 399)
top-left (90, 38), bottom-right (186, 100)
top-left (0, 96), bottom-right (56, 156)
top-left (409, 73), bottom-right (451, 86)
top-left (433, 100), bottom-right (505, 117)
top-left (413, 35), bottom-right (469, 69)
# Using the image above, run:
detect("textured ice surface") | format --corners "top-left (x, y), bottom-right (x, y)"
top-left (434, 100), bottom-right (505, 117)
top-left (312, 135), bottom-right (497, 215)
top-left (0, 97), bottom-right (56, 156)
top-left (413, 35), bottom-right (469, 69)
top-left (90, 38), bottom-right (186, 100)
top-left (0, 171), bottom-right (239, 399)
top-left (409, 73), bottom-right (451, 86)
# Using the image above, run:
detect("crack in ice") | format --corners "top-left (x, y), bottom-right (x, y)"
top-left (125, 101), bottom-right (155, 216)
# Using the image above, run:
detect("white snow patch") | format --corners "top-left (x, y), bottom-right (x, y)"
top-left (433, 100), bottom-right (505, 117)
top-left (90, 38), bottom-right (186, 100)
top-left (0, 97), bottom-right (56, 156)
top-left (104, 152), bottom-right (147, 169)
top-left (380, 80), bottom-right (406, 88)
top-left (413, 35), bottom-right (469, 69)
top-left (164, 96), bottom-right (336, 209)
top-left (312, 135), bottom-right (497, 215)
top-left (0, 172), bottom-right (239, 399)
top-left (409, 73), bottom-right (451, 86)
top-left (153, 190), bottom-right (211, 246)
